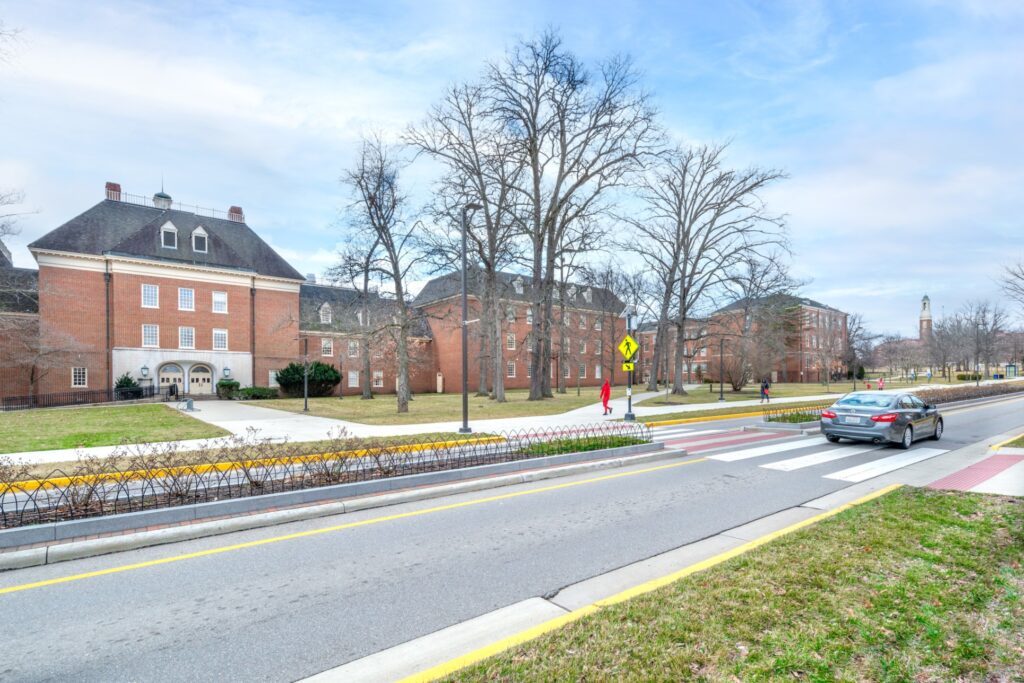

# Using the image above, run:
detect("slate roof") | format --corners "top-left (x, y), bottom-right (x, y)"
top-left (0, 266), bottom-right (39, 314)
top-left (415, 270), bottom-right (626, 314)
top-left (29, 199), bottom-right (304, 281)
top-left (300, 283), bottom-right (432, 339)
top-left (713, 293), bottom-right (845, 316)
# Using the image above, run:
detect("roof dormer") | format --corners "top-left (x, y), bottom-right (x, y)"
top-left (161, 221), bottom-right (178, 249)
top-left (191, 227), bottom-right (208, 254)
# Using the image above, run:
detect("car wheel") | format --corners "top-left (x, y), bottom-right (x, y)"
top-left (826, 434), bottom-right (841, 443)
top-left (931, 419), bottom-right (943, 441)
top-left (898, 425), bottom-right (913, 450)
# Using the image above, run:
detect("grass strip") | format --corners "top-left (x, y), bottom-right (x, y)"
top-left (1004, 435), bottom-right (1024, 448)
top-left (639, 399), bottom-right (832, 424)
top-left (519, 436), bottom-right (647, 457)
top-left (447, 488), bottom-right (1023, 682)
top-left (765, 412), bottom-right (822, 424)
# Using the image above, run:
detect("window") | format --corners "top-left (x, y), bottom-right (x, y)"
top-left (321, 338), bottom-right (334, 356)
top-left (348, 341), bottom-right (359, 357)
top-left (594, 318), bottom-right (602, 331)
top-left (595, 364), bottom-right (602, 379)
top-left (178, 287), bottom-right (194, 311)
top-left (526, 309), bottom-right (533, 325)
top-left (213, 329), bottom-right (228, 351)
top-left (161, 224), bottom-right (177, 249)
top-left (563, 364), bottom-right (570, 379)
top-left (527, 364), bottom-right (532, 379)
top-left (506, 333), bottom-right (516, 351)
top-left (579, 340), bottom-right (586, 354)
top-left (72, 367), bottom-right (87, 387)
top-left (179, 326), bottom-right (195, 349)
top-left (142, 324), bottom-right (159, 348)
top-left (506, 306), bottom-right (516, 323)
top-left (348, 370), bottom-right (359, 388)
top-left (268, 370), bottom-right (279, 387)
top-left (212, 291), bottom-right (227, 313)
top-left (507, 361), bottom-right (516, 378)
top-left (513, 277), bottom-right (524, 295)
top-left (595, 340), bottom-right (602, 355)
top-left (583, 288), bottom-right (593, 303)
top-left (567, 285), bottom-right (576, 299)
top-left (372, 370), bottom-right (384, 388)
top-left (192, 227), bottom-right (208, 253)
top-left (579, 314), bottom-right (587, 329)
top-left (320, 303), bottom-right (332, 324)
top-left (141, 284), bottom-right (159, 308)
top-left (578, 364), bottom-right (586, 379)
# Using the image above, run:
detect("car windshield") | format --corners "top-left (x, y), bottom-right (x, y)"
top-left (836, 394), bottom-right (894, 408)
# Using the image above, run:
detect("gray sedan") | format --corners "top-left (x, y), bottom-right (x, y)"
top-left (819, 391), bottom-right (943, 448)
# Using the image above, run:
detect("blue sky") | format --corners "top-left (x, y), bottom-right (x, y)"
top-left (0, 0), bottom-right (1021, 336)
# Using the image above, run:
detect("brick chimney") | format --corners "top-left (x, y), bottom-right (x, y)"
top-left (228, 206), bottom-right (245, 222)
top-left (105, 181), bottom-right (122, 201)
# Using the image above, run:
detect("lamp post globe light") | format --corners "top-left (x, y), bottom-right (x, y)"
top-left (459, 202), bottom-right (483, 434)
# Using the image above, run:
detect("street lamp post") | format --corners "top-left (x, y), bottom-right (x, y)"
top-left (718, 336), bottom-right (725, 402)
top-left (303, 337), bottom-right (310, 413)
top-left (459, 202), bottom-right (483, 434)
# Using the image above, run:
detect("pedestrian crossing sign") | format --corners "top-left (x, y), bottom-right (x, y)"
top-left (618, 334), bottom-right (638, 360)
top-left (621, 362), bottom-right (635, 372)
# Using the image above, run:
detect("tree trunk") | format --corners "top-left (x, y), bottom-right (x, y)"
top-left (671, 316), bottom-right (688, 395)
top-left (395, 318), bottom-right (411, 413)
top-left (360, 331), bottom-right (373, 400)
top-left (492, 290), bottom-right (506, 402)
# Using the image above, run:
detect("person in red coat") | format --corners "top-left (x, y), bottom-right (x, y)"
top-left (600, 378), bottom-right (612, 415)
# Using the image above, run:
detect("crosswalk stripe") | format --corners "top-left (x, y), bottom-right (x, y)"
top-left (653, 428), bottom-right (723, 441)
top-left (761, 445), bottom-right (882, 471)
top-left (710, 436), bottom-right (828, 462)
top-left (823, 447), bottom-right (948, 483)
top-left (666, 431), bottom-right (778, 449)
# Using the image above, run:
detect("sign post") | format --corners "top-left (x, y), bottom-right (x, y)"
top-left (619, 314), bottom-right (638, 422)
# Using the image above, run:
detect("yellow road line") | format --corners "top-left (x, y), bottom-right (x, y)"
top-left (2, 436), bottom-right (506, 494)
top-left (991, 432), bottom-right (1024, 450)
top-left (401, 483), bottom-right (904, 682)
top-left (0, 456), bottom-right (707, 596)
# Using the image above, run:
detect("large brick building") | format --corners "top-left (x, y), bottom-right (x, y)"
top-left (0, 183), bottom-right (627, 400)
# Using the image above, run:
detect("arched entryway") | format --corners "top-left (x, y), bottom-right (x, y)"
top-left (158, 363), bottom-right (184, 394)
top-left (189, 364), bottom-right (213, 395)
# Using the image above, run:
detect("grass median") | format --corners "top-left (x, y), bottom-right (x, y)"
top-left (447, 487), bottom-right (1023, 681)
top-left (637, 399), bottom-right (832, 424)
top-left (636, 382), bottom-right (840, 407)
top-left (261, 386), bottom-right (628, 425)
top-left (0, 404), bottom-right (229, 454)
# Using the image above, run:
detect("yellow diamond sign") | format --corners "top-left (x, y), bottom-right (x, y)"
top-left (618, 334), bottom-right (638, 360)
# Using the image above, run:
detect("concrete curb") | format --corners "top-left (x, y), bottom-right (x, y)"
top-left (0, 445), bottom-right (679, 572)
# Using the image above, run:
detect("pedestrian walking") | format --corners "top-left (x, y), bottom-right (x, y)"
top-left (927, 368), bottom-right (933, 383)
top-left (600, 378), bottom-right (612, 415)
top-left (878, 376), bottom-right (885, 391)
top-left (760, 378), bottom-right (770, 404)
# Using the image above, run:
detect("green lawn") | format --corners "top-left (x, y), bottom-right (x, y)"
top-left (261, 386), bottom-right (629, 425)
top-left (448, 488), bottom-right (1024, 681)
top-left (0, 404), bottom-right (229, 454)
top-left (636, 382), bottom-right (842, 407)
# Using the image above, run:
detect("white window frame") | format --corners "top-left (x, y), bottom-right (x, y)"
top-left (579, 340), bottom-right (586, 354)
top-left (578, 364), bottom-right (586, 379)
top-left (506, 306), bottom-right (516, 323)
top-left (506, 333), bottom-right (516, 351)
top-left (179, 326), bottom-right (195, 350)
top-left (347, 370), bottom-right (359, 388)
top-left (321, 338), bottom-right (334, 357)
top-left (563, 364), bottom-right (570, 379)
top-left (71, 367), bottom-right (88, 388)
top-left (348, 340), bottom-right (359, 358)
top-left (212, 291), bottom-right (228, 314)
top-left (513, 277), bottom-right (524, 295)
top-left (579, 314), bottom-right (587, 330)
top-left (320, 303), bottom-right (332, 325)
top-left (594, 318), bottom-right (602, 331)
top-left (595, 340), bottom-right (602, 355)
top-left (141, 284), bottom-right (159, 309)
top-left (192, 227), bottom-right (208, 253)
top-left (178, 287), bottom-right (195, 312)
top-left (372, 370), bottom-right (384, 388)
top-left (161, 224), bottom-right (177, 249)
top-left (268, 370), bottom-right (279, 387)
top-left (506, 361), bottom-right (516, 378)
top-left (526, 309), bottom-right (534, 325)
top-left (213, 328), bottom-right (228, 351)
top-left (595, 364), bottom-right (602, 379)
top-left (142, 324), bottom-right (159, 348)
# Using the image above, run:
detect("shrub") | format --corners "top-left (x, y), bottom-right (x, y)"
top-left (236, 386), bottom-right (279, 400)
top-left (956, 373), bottom-right (982, 381)
top-left (114, 372), bottom-right (143, 400)
top-left (856, 365), bottom-right (865, 380)
top-left (275, 362), bottom-right (341, 398)
top-left (216, 379), bottom-right (240, 399)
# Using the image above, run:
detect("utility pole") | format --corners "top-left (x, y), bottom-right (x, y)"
top-left (718, 336), bottom-right (725, 402)
top-left (624, 309), bottom-right (636, 422)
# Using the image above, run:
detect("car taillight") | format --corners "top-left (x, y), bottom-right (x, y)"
top-left (871, 413), bottom-right (898, 423)
top-left (821, 410), bottom-right (837, 419)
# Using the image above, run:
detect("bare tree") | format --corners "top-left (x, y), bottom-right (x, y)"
top-left (844, 312), bottom-right (877, 383)
top-left (340, 135), bottom-right (422, 413)
top-left (406, 83), bottom-right (528, 402)
top-left (484, 30), bottom-right (660, 400)
top-left (962, 300), bottom-right (1008, 378)
top-left (1001, 261), bottom-right (1024, 314)
top-left (622, 144), bottom-right (787, 394)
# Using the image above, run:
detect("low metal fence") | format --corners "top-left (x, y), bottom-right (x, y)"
top-left (0, 422), bottom-right (653, 529)
top-left (0, 385), bottom-right (167, 411)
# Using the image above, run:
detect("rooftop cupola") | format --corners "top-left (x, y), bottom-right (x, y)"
top-left (153, 190), bottom-right (172, 210)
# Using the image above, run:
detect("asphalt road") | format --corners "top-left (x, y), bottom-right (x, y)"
top-left (0, 396), bottom-right (1021, 683)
